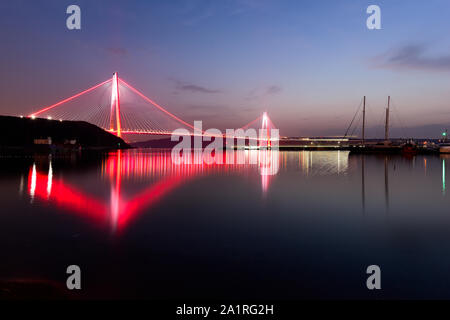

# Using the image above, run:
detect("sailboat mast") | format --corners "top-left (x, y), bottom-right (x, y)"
top-left (362, 96), bottom-right (366, 145)
top-left (385, 96), bottom-right (390, 141)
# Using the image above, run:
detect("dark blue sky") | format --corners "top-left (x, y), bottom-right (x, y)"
top-left (1, 0), bottom-right (450, 136)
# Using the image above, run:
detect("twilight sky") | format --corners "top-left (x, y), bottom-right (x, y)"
top-left (1, 0), bottom-right (450, 137)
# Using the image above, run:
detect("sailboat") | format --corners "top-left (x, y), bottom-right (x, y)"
top-left (369, 96), bottom-right (402, 153)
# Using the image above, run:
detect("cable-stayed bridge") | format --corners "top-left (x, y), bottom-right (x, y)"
top-left (27, 72), bottom-right (277, 144)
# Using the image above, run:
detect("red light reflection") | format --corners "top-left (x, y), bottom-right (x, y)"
top-left (28, 150), bottom-right (279, 234)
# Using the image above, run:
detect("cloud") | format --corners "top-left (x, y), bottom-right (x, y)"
top-left (246, 85), bottom-right (283, 100)
top-left (184, 104), bottom-right (234, 121)
top-left (106, 47), bottom-right (128, 57)
top-left (181, 7), bottom-right (214, 26)
top-left (173, 80), bottom-right (222, 94)
top-left (178, 84), bottom-right (221, 94)
top-left (371, 44), bottom-right (450, 72)
top-left (186, 104), bottom-right (230, 111)
top-left (185, 104), bottom-right (256, 123)
top-left (266, 85), bottom-right (282, 95)
top-left (230, 0), bottom-right (267, 16)
top-left (179, 0), bottom-right (266, 25)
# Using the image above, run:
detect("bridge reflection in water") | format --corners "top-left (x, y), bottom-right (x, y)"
top-left (14, 150), bottom-right (450, 299)
top-left (27, 149), bottom-right (316, 234)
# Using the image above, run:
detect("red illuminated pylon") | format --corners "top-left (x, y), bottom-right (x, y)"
top-left (110, 72), bottom-right (122, 138)
top-left (262, 112), bottom-right (270, 147)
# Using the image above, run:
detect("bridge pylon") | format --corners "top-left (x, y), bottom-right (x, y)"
top-left (261, 112), bottom-right (271, 147)
top-left (110, 72), bottom-right (122, 137)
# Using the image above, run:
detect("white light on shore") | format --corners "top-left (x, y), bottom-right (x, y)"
top-left (47, 116), bottom-right (52, 120)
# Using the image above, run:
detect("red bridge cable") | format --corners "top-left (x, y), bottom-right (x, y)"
top-left (240, 115), bottom-right (263, 130)
top-left (29, 79), bottom-right (112, 117)
top-left (118, 78), bottom-right (195, 130)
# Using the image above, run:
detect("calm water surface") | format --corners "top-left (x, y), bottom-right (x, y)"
top-left (1, 149), bottom-right (450, 299)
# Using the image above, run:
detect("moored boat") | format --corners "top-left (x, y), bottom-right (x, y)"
top-left (439, 143), bottom-right (450, 153)
top-left (402, 141), bottom-right (418, 155)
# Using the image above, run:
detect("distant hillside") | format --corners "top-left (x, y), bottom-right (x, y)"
top-left (0, 115), bottom-right (129, 150)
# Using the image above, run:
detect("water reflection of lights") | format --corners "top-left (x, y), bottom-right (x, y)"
top-left (46, 161), bottom-right (53, 198)
top-left (298, 151), bottom-right (349, 176)
top-left (27, 150), bottom-right (280, 234)
top-left (27, 150), bottom-right (351, 233)
top-left (259, 150), bottom-right (279, 194)
top-left (337, 151), bottom-right (341, 174)
top-left (443, 159), bottom-right (446, 195)
top-left (29, 164), bottom-right (36, 202)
